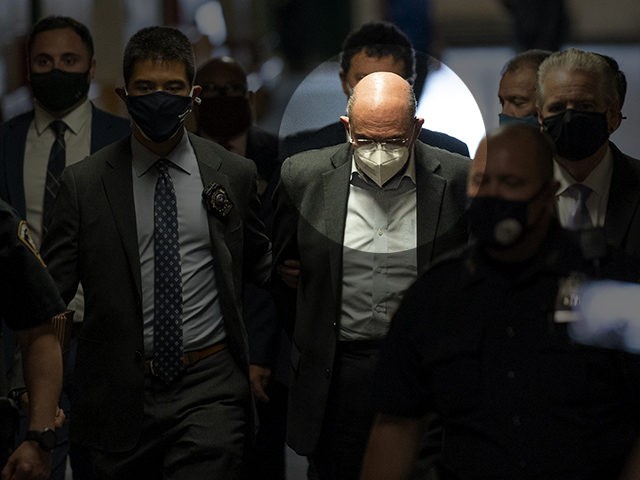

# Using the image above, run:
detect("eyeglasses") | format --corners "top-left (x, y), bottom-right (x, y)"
top-left (200, 83), bottom-right (247, 97)
top-left (351, 137), bottom-right (411, 149)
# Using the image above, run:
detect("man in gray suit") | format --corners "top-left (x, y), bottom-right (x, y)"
top-left (272, 72), bottom-right (469, 480)
top-left (41, 26), bottom-right (270, 479)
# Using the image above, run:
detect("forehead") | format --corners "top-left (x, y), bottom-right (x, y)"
top-left (128, 58), bottom-right (189, 85)
top-left (499, 67), bottom-right (537, 92)
top-left (472, 138), bottom-right (541, 179)
top-left (346, 51), bottom-right (406, 79)
top-left (30, 27), bottom-right (89, 57)
top-left (540, 68), bottom-right (602, 103)
top-left (198, 62), bottom-right (243, 85)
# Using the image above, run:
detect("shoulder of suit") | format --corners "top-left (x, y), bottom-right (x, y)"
top-left (0, 110), bottom-right (35, 132)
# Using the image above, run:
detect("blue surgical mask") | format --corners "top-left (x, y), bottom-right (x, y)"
top-left (498, 113), bottom-right (539, 127)
top-left (125, 90), bottom-right (193, 143)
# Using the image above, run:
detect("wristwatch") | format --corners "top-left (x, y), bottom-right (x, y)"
top-left (25, 428), bottom-right (57, 451)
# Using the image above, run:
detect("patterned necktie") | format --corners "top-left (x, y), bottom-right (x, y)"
top-left (153, 159), bottom-right (183, 384)
top-left (42, 120), bottom-right (66, 236)
top-left (566, 183), bottom-right (593, 230)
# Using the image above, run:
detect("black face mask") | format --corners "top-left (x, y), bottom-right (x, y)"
top-left (30, 69), bottom-right (90, 112)
top-left (125, 91), bottom-right (193, 144)
top-left (542, 109), bottom-right (609, 161)
top-left (197, 96), bottom-right (252, 141)
top-left (465, 185), bottom-right (546, 249)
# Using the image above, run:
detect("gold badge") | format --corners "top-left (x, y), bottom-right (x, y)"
top-left (17, 220), bottom-right (45, 266)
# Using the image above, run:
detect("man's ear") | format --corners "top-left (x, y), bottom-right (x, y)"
top-left (88, 57), bottom-right (97, 81)
top-left (606, 107), bottom-right (623, 134)
top-left (339, 115), bottom-right (350, 140)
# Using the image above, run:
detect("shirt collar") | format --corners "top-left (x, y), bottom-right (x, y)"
top-left (131, 128), bottom-right (193, 178)
top-left (34, 98), bottom-right (91, 136)
top-left (554, 145), bottom-right (613, 197)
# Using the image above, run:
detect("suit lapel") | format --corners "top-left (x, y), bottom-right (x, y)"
top-left (102, 139), bottom-right (143, 301)
top-left (324, 145), bottom-right (352, 294)
top-left (4, 113), bottom-right (33, 217)
top-left (605, 145), bottom-right (640, 248)
top-left (415, 145), bottom-right (446, 273)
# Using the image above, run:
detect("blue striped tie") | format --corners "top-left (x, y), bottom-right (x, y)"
top-left (42, 120), bottom-right (66, 236)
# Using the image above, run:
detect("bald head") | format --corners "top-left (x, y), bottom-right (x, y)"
top-left (470, 124), bottom-right (555, 200)
top-left (344, 71), bottom-right (417, 140)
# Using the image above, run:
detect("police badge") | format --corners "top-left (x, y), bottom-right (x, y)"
top-left (17, 220), bottom-right (45, 266)
top-left (202, 182), bottom-right (233, 219)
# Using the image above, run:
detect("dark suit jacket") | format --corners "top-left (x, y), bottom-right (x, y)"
top-left (279, 121), bottom-right (469, 161)
top-left (0, 104), bottom-right (131, 217)
top-left (604, 142), bottom-right (640, 258)
top-left (271, 141), bottom-right (470, 454)
top-left (40, 132), bottom-right (271, 451)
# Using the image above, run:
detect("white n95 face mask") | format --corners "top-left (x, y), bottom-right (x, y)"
top-left (353, 143), bottom-right (410, 187)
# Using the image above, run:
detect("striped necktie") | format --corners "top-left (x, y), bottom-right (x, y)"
top-left (42, 120), bottom-right (66, 236)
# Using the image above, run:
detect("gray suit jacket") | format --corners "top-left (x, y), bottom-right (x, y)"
top-left (271, 141), bottom-right (469, 454)
top-left (40, 132), bottom-right (271, 451)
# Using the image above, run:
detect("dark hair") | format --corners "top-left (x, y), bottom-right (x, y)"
top-left (123, 26), bottom-right (195, 87)
top-left (28, 15), bottom-right (94, 60)
top-left (595, 53), bottom-right (627, 108)
top-left (339, 21), bottom-right (415, 82)
top-left (501, 49), bottom-right (552, 76)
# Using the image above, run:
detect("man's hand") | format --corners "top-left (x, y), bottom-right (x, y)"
top-left (250, 364), bottom-right (272, 403)
top-left (277, 259), bottom-right (301, 288)
top-left (1, 441), bottom-right (52, 480)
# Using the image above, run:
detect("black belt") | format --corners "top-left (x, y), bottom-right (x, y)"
top-left (337, 339), bottom-right (384, 352)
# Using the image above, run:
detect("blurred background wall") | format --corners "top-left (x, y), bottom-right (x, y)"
top-left (0, 0), bottom-right (638, 155)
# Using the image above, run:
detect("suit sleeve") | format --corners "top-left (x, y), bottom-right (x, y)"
top-left (40, 168), bottom-right (81, 305)
top-left (270, 159), bottom-right (299, 337)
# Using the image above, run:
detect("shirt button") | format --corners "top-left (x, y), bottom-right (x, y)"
top-left (506, 326), bottom-right (515, 337)
top-left (507, 370), bottom-right (516, 379)
top-left (377, 228), bottom-right (384, 236)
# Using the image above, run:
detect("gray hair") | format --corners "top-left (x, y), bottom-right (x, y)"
top-left (537, 48), bottom-right (617, 108)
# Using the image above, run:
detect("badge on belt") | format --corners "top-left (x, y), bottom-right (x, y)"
top-left (554, 271), bottom-right (588, 323)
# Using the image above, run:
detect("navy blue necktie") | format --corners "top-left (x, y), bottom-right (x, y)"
top-left (153, 159), bottom-right (183, 384)
top-left (42, 120), bottom-right (66, 236)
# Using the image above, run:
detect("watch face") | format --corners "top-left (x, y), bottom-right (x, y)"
top-left (26, 428), bottom-right (57, 450)
top-left (40, 429), bottom-right (57, 450)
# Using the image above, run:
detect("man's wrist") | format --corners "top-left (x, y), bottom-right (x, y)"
top-left (24, 428), bottom-right (57, 451)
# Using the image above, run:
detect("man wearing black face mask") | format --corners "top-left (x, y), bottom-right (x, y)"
top-left (193, 56), bottom-right (288, 479)
top-left (361, 124), bottom-right (640, 480)
top-left (40, 26), bottom-right (271, 479)
top-left (537, 48), bottom-right (640, 256)
top-left (0, 15), bottom-right (130, 480)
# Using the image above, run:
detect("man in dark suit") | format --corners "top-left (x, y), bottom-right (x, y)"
top-left (537, 48), bottom-right (640, 256)
top-left (193, 56), bottom-right (288, 480)
top-left (272, 72), bottom-right (469, 480)
top-left (280, 21), bottom-right (469, 161)
top-left (40, 26), bottom-right (271, 479)
top-left (0, 16), bottom-right (129, 480)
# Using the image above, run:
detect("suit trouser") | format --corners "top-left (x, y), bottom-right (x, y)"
top-left (310, 341), bottom-right (381, 480)
top-left (88, 347), bottom-right (250, 480)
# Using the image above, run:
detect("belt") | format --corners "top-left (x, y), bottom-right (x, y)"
top-left (144, 342), bottom-right (227, 376)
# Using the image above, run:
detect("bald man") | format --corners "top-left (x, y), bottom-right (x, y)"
top-left (361, 124), bottom-right (640, 480)
top-left (271, 71), bottom-right (469, 480)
